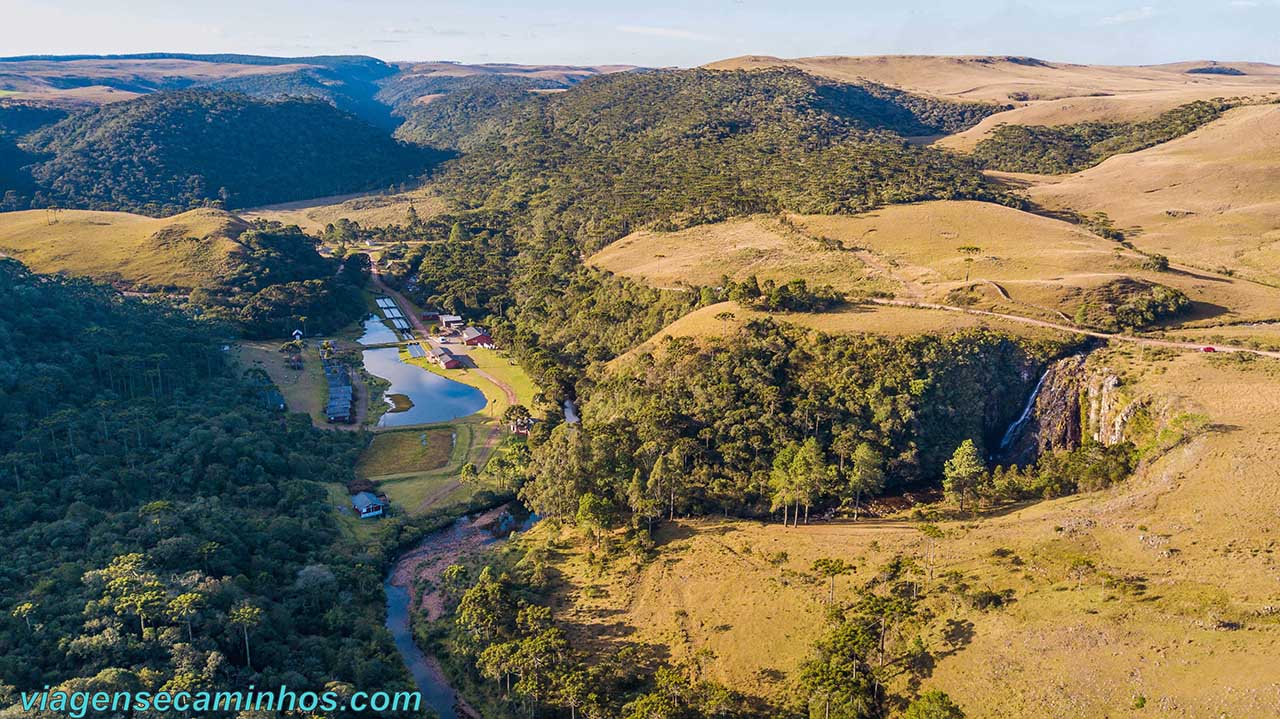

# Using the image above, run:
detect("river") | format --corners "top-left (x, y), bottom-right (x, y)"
top-left (384, 506), bottom-right (534, 719)
top-left (362, 347), bottom-right (487, 427)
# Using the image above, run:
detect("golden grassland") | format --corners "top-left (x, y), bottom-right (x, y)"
top-left (239, 186), bottom-right (449, 234)
top-left (610, 300), bottom-right (1070, 369)
top-left (705, 55), bottom-right (1280, 104)
top-left (594, 199), bottom-right (1280, 330)
top-left (0, 207), bottom-right (248, 289)
top-left (525, 348), bottom-right (1280, 717)
top-left (1022, 104), bottom-right (1280, 287)
top-left (588, 215), bottom-right (889, 295)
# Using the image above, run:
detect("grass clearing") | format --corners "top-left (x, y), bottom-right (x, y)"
top-left (240, 187), bottom-right (448, 234)
top-left (589, 215), bottom-right (889, 296)
top-left (1026, 104), bottom-right (1280, 287)
top-left (357, 428), bottom-right (454, 477)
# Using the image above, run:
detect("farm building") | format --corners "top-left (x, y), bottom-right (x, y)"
top-left (460, 327), bottom-right (492, 346)
top-left (323, 361), bottom-right (355, 423)
top-left (351, 491), bottom-right (388, 519)
top-left (430, 346), bottom-right (463, 369)
top-left (439, 314), bottom-right (464, 328)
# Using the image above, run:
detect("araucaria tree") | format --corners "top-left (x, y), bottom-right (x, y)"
top-left (943, 440), bottom-right (987, 513)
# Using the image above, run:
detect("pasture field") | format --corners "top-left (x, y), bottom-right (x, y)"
top-left (240, 187), bottom-right (448, 233)
top-left (589, 215), bottom-right (887, 296)
top-left (356, 428), bottom-right (455, 478)
top-left (596, 199), bottom-right (1280, 329)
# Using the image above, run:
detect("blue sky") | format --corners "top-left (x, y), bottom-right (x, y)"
top-left (6, 0), bottom-right (1278, 66)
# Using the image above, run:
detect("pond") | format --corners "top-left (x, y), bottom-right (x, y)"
top-left (357, 315), bottom-right (400, 345)
top-left (362, 347), bottom-right (487, 426)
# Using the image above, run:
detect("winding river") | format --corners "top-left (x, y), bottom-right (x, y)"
top-left (362, 347), bottom-right (487, 427)
top-left (385, 507), bottom-right (535, 719)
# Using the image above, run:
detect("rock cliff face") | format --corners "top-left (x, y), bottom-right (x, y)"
top-left (997, 353), bottom-right (1137, 466)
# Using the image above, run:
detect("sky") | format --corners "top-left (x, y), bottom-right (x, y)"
top-left (5, 0), bottom-right (1279, 67)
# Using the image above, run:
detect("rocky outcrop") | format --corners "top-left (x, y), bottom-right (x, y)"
top-left (997, 351), bottom-right (1147, 466)
top-left (1085, 370), bottom-right (1144, 445)
top-left (998, 355), bottom-right (1086, 466)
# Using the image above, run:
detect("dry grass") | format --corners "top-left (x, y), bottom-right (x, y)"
top-left (239, 187), bottom-right (449, 234)
top-left (1023, 104), bottom-right (1280, 287)
top-left (612, 300), bottom-right (1069, 369)
top-left (588, 215), bottom-right (885, 295)
top-left (594, 200), bottom-right (1280, 328)
top-left (0, 207), bottom-right (248, 289)
top-left (706, 55), bottom-right (1280, 103)
top-left (532, 348), bottom-right (1280, 716)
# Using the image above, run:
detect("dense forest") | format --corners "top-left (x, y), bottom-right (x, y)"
top-left (9, 90), bottom-right (443, 215)
top-left (0, 260), bottom-right (415, 714)
top-left (519, 321), bottom-right (1071, 522)
top-left (188, 220), bottom-right (369, 339)
top-left (971, 100), bottom-right (1226, 174)
top-left (417, 68), bottom-right (1013, 253)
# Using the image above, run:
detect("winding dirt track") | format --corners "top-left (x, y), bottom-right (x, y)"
top-left (868, 298), bottom-right (1280, 359)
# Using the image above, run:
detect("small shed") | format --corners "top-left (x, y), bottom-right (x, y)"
top-left (351, 492), bottom-right (388, 519)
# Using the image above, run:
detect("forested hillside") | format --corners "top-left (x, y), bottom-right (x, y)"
top-left (0, 261), bottom-right (412, 713)
top-left (971, 99), bottom-right (1226, 173)
top-left (11, 90), bottom-right (442, 215)
top-left (423, 68), bottom-right (1011, 252)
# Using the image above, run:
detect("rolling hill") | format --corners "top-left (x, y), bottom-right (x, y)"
top-left (704, 55), bottom-right (1280, 152)
top-left (0, 207), bottom-right (249, 290)
top-left (1020, 103), bottom-right (1280, 287)
top-left (591, 199), bottom-right (1280, 331)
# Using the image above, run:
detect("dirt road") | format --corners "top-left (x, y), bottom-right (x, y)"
top-left (869, 298), bottom-right (1280, 359)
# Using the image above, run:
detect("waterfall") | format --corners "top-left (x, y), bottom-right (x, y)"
top-left (999, 368), bottom-right (1052, 452)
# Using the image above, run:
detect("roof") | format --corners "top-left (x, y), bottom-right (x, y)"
top-left (351, 492), bottom-right (385, 510)
top-left (429, 346), bottom-right (453, 359)
top-left (439, 314), bottom-right (463, 323)
top-left (461, 327), bottom-right (490, 341)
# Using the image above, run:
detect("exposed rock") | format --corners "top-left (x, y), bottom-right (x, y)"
top-left (998, 354), bottom-right (1086, 466)
top-left (997, 353), bottom-right (1143, 466)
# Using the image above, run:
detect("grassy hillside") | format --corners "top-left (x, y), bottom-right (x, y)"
top-left (705, 54), bottom-right (1280, 103)
top-left (592, 199), bottom-right (1280, 329)
top-left (0, 207), bottom-right (366, 337)
top-left (970, 100), bottom-right (1226, 174)
top-left (12, 90), bottom-right (441, 215)
top-left (0, 208), bottom-right (247, 289)
top-left (1024, 104), bottom-right (1280, 287)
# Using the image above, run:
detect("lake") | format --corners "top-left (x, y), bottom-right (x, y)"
top-left (357, 315), bottom-right (399, 345)
top-left (362, 347), bottom-right (487, 426)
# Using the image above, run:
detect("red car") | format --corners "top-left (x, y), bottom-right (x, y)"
top-left (1202, 346), bottom-right (1216, 353)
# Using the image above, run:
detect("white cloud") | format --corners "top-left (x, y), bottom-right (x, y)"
top-left (616, 24), bottom-right (714, 41)
top-left (1099, 5), bottom-right (1157, 24)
